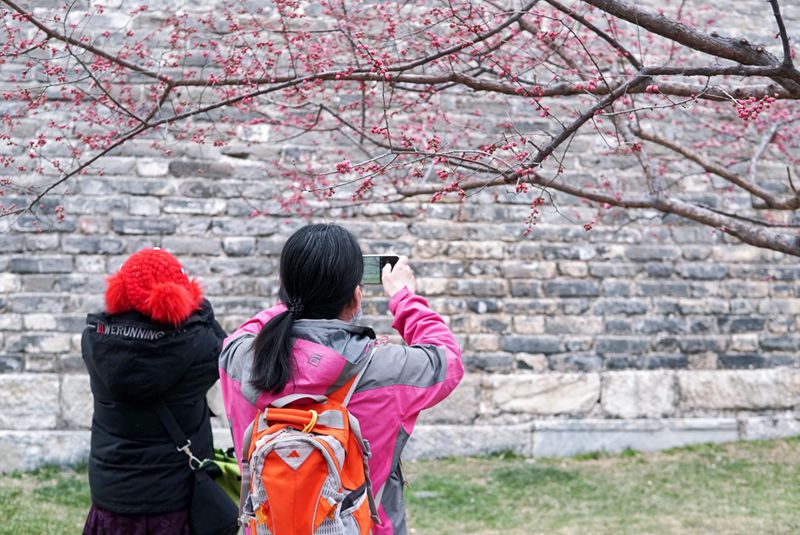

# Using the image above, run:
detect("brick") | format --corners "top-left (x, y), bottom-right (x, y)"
top-left (222, 237), bottom-right (256, 257)
top-left (502, 335), bottom-right (561, 354)
top-left (447, 241), bottom-right (504, 259)
top-left (595, 337), bottom-right (650, 355)
top-left (543, 280), bottom-right (599, 297)
top-left (448, 279), bottom-right (506, 297)
top-left (161, 237), bottom-right (221, 255)
top-left (162, 197), bottom-right (226, 215)
top-left (169, 160), bottom-right (233, 178)
top-left (128, 197), bottom-right (161, 216)
top-left (718, 316), bottom-right (766, 333)
top-left (212, 218), bottom-right (279, 236)
top-left (509, 280), bottom-right (541, 297)
top-left (548, 353), bottom-right (602, 372)
top-left (111, 218), bottom-right (176, 235)
top-left (463, 352), bottom-right (513, 372)
top-left (136, 159), bottom-right (169, 176)
top-left (61, 236), bottom-right (125, 254)
top-left (8, 256), bottom-right (73, 274)
top-left (677, 264), bottom-right (728, 280)
top-left (625, 246), bottom-right (681, 261)
top-left (592, 299), bottom-right (648, 315)
top-left (512, 316), bottom-right (545, 335)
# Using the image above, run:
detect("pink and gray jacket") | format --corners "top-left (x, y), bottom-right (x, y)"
top-left (218, 287), bottom-right (463, 535)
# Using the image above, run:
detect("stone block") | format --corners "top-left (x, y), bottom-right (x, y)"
top-left (543, 280), bottom-right (599, 297)
top-left (206, 380), bottom-right (229, 429)
top-left (447, 279), bottom-right (507, 297)
top-left (162, 198), bottom-right (227, 215)
top-left (447, 241), bottom-right (505, 259)
top-left (625, 246), bottom-right (681, 261)
top-left (61, 236), bottom-right (125, 255)
top-left (489, 373), bottom-right (600, 415)
top-left (128, 197), bottom-right (161, 216)
top-left (677, 264), bottom-right (728, 280)
top-left (136, 159), bottom-right (169, 176)
top-left (222, 237), bottom-right (256, 257)
top-left (61, 374), bottom-right (93, 429)
top-left (467, 334), bottom-right (500, 352)
top-left (532, 418), bottom-right (739, 457)
top-left (8, 256), bottom-right (74, 274)
top-left (547, 353), bottom-right (602, 372)
top-left (169, 160), bottom-right (233, 178)
top-left (0, 374), bottom-right (59, 429)
top-left (463, 352), bottom-right (513, 372)
top-left (417, 376), bottom-right (481, 425)
top-left (512, 316), bottom-right (545, 335)
top-left (510, 280), bottom-right (541, 297)
top-left (161, 236), bottom-right (221, 255)
top-left (601, 371), bottom-right (677, 418)
top-left (502, 335), bottom-right (561, 354)
top-left (111, 218), bottom-right (176, 235)
top-left (594, 337), bottom-right (649, 355)
top-left (0, 273), bottom-right (21, 293)
top-left (592, 298), bottom-right (649, 315)
top-left (739, 412), bottom-right (800, 441)
top-left (403, 424), bottom-right (532, 460)
top-left (678, 369), bottom-right (800, 410)
top-left (0, 431), bottom-right (91, 472)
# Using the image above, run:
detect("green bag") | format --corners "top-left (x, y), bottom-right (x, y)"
top-left (201, 448), bottom-right (242, 507)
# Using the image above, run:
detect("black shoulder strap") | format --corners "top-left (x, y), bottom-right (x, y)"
top-left (155, 400), bottom-right (191, 450)
top-left (155, 401), bottom-right (205, 469)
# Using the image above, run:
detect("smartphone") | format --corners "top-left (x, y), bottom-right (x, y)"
top-left (362, 254), bottom-right (400, 285)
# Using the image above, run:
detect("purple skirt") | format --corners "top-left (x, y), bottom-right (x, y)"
top-left (83, 504), bottom-right (190, 535)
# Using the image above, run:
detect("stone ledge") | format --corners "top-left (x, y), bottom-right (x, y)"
top-left (404, 424), bottom-right (532, 460)
top-left (531, 418), bottom-right (740, 457)
top-left (0, 431), bottom-right (91, 472)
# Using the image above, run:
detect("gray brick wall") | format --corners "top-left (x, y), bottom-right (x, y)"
top-left (0, 0), bottom-right (798, 468)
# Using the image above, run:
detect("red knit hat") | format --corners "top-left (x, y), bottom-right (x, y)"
top-left (105, 248), bottom-right (203, 326)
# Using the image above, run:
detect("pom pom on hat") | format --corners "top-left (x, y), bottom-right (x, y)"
top-left (105, 248), bottom-right (203, 326)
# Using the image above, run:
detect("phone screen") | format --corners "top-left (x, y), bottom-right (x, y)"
top-left (362, 255), bottom-right (399, 285)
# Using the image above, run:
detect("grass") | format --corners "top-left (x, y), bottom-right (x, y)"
top-left (0, 439), bottom-right (798, 534)
top-left (404, 437), bottom-right (800, 534)
top-left (0, 463), bottom-right (90, 535)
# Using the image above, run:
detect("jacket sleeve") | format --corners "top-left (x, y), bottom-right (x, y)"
top-left (365, 287), bottom-right (464, 421)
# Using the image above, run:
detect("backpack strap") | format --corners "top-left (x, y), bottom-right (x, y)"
top-left (331, 345), bottom-right (382, 524)
top-left (328, 344), bottom-right (378, 406)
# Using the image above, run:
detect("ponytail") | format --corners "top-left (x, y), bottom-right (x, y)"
top-left (250, 309), bottom-right (295, 393)
top-left (247, 223), bottom-right (364, 394)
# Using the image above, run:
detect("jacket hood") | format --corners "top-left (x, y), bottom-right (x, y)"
top-left (83, 299), bottom-right (217, 402)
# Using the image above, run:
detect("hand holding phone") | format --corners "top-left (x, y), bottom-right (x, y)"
top-left (362, 255), bottom-right (400, 285)
top-left (381, 255), bottom-right (416, 298)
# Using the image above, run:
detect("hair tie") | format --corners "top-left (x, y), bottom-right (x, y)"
top-left (286, 299), bottom-right (304, 317)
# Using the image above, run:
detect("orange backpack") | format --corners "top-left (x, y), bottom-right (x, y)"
top-left (238, 357), bottom-right (380, 534)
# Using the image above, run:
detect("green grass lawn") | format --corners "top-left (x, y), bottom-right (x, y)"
top-left (1, 438), bottom-right (798, 534)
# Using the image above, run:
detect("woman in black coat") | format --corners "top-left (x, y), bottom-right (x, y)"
top-left (81, 248), bottom-right (226, 535)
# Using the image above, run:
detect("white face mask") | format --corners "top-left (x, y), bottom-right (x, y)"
top-left (350, 307), bottom-right (364, 325)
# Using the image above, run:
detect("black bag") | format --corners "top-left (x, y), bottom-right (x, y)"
top-left (190, 466), bottom-right (240, 535)
top-left (155, 401), bottom-right (239, 535)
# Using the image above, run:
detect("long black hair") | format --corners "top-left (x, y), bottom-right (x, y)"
top-left (250, 224), bottom-right (364, 392)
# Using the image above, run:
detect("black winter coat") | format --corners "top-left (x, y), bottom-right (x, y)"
top-left (81, 299), bottom-right (226, 514)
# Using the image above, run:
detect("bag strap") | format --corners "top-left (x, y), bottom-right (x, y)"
top-left (155, 400), bottom-right (205, 470)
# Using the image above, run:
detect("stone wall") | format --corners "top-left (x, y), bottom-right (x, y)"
top-left (1, 0), bottom-right (800, 471)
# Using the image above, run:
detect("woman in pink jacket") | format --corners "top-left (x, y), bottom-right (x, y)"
top-left (218, 223), bottom-right (463, 534)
